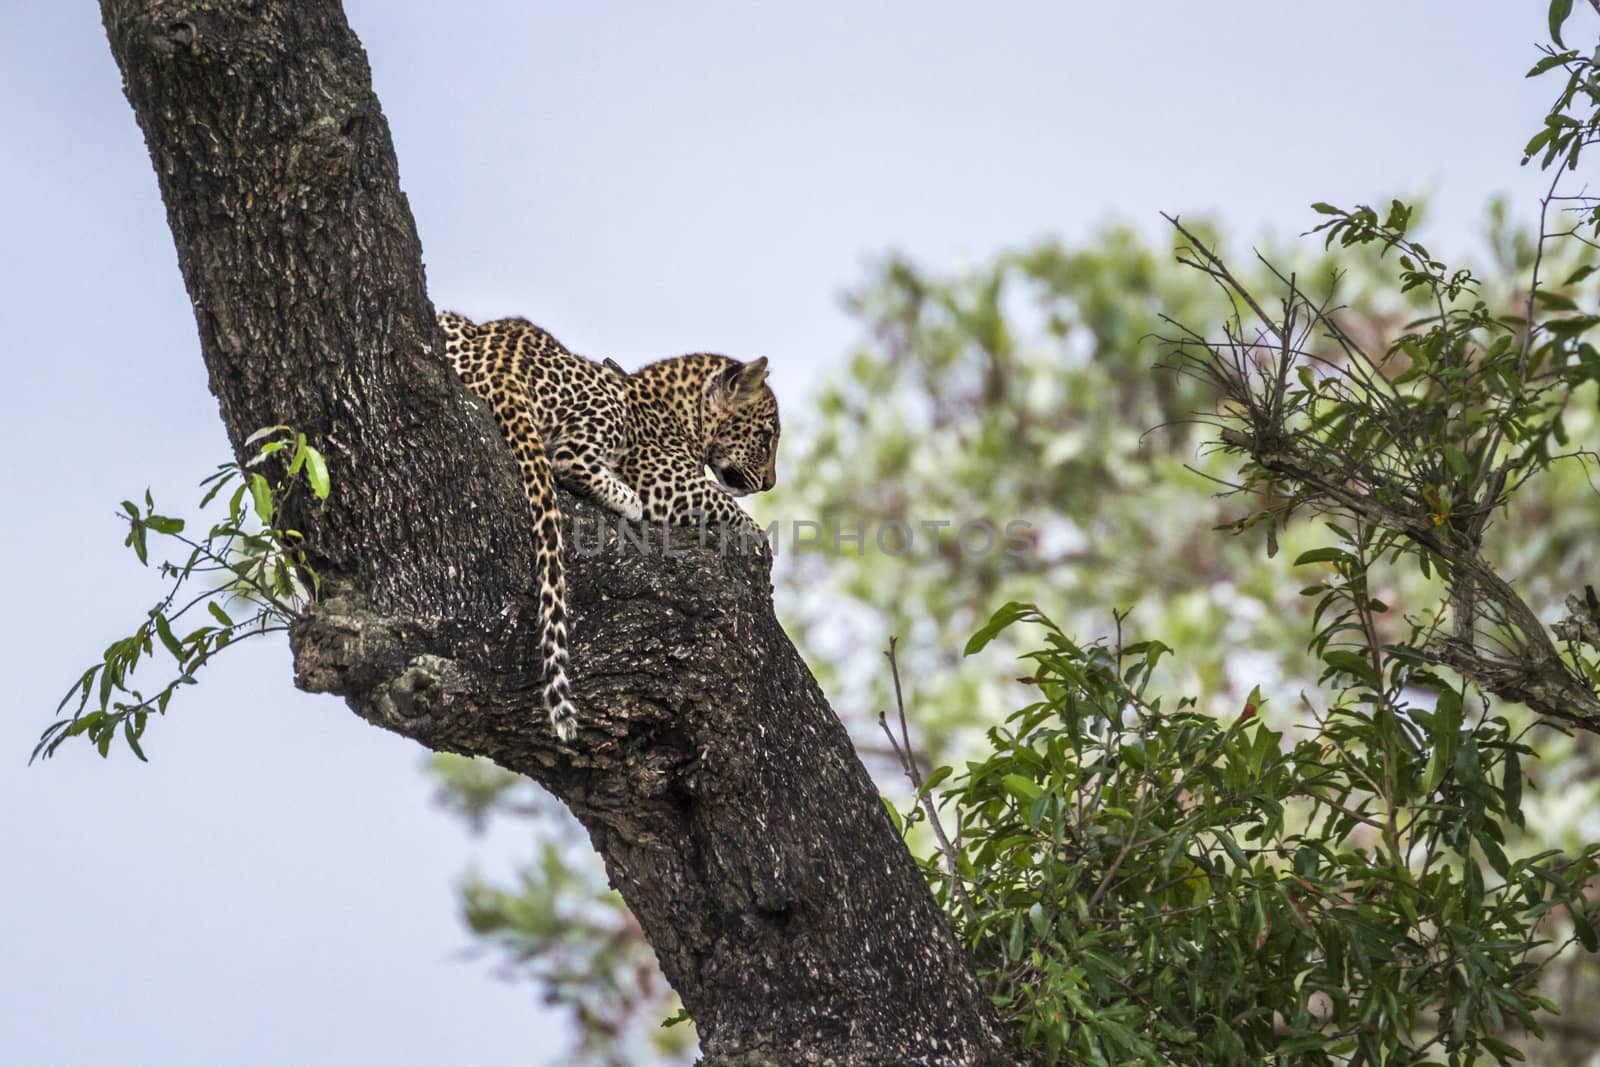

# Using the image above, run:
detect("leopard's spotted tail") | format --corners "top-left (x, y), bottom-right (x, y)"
top-left (536, 491), bottom-right (579, 742)
top-left (438, 310), bottom-right (578, 742)
top-left (513, 388), bottom-right (580, 742)
top-left (514, 437), bottom-right (578, 742)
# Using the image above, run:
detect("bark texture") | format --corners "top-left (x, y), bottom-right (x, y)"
top-left (100, 2), bottom-right (1010, 1063)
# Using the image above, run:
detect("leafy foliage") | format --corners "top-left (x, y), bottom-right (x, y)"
top-left (1161, 85), bottom-right (1600, 730)
top-left (883, 8), bottom-right (1600, 1064)
top-left (431, 213), bottom-right (1600, 1062)
top-left (1528, 1), bottom-right (1600, 189)
top-left (431, 149), bottom-right (1600, 1067)
top-left (423, 10), bottom-right (1600, 1064)
top-left (911, 603), bottom-right (1600, 1064)
top-left (36, 427), bottom-right (329, 761)
top-left (762, 214), bottom-right (1472, 779)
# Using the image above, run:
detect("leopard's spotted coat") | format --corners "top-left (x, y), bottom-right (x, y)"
top-left (439, 311), bottom-right (779, 740)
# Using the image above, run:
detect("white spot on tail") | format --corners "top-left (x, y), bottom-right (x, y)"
top-left (549, 699), bottom-right (577, 741)
top-left (545, 678), bottom-right (577, 741)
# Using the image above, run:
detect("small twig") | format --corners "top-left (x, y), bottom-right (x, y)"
top-left (1473, 164), bottom-right (1565, 503)
top-left (1086, 790), bottom-right (1151, 914)
top-left (879, 637), bottom-right (978, 925)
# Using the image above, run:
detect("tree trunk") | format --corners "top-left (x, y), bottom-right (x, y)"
top-left (99, 2), bottom-right (1010, 1063)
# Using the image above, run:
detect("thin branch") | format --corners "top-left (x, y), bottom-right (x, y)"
top-left (879, 637), bottom-right (978, 926)
top-left (1166, 215), bottom-right (1600, 732)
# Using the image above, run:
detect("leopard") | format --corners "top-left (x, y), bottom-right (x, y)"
top-left (438, 311), bottom-right (780, 741)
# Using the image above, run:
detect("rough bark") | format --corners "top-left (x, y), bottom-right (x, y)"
top-left (99, 2), bottom-right (1010, 1063)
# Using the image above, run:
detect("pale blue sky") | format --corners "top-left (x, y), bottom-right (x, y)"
top-left (0, 3), bottom-right (1570, 1064)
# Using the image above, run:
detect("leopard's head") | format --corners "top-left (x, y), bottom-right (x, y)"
top-left (704, 356), bottom-right (779, 496)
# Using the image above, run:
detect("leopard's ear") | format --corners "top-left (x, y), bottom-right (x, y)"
top-left (718, 356), bottom-right (769, 405)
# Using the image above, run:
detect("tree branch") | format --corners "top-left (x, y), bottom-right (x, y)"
top-left (1166, 212), bottom-right (1600, 734)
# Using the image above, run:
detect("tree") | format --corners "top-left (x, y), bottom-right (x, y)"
top-left (58, 1), bottom-right (1600, 1063)
top-left (907, 8), bottom-right (1600, 1059)
top-left (82, 2), bottom-right (1008, 1063)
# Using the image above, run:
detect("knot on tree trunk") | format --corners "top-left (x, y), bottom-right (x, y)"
top-left (290, 591), bottom-right (476, 731)
top-left (1554, 585), bottom-right (1600, 651)
top-left (286, 491), bottom-right (778, 759)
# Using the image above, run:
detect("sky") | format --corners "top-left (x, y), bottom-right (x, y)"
top-left (0, 2), bottom-right (1576, 1064)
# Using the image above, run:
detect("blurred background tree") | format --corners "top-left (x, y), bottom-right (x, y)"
top-left (431, 200), bottom-right (1600, 1062)
top-left (430, 8), bottom-right (1600, 1060)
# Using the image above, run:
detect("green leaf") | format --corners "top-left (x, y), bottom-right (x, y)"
top-left (1217, 831), bottom-right (1249, 870)
top-left (198, 468), bottom-right (237, 509)
top-left (1382, 199), bottom-right (1412, 233)
top-left (1570, 904), bottom-right (1597, 951)
top-left (881, 797), bottom-right (904, 836)
top-left (302, 445), bottom-right (331, 500)
top-left (97, 659), bottom-right (116, 709)
top-left (1006, 911), bottom-right (1025, 961)
top-left (227, 483), bottom-right (248, 526)
top-left (124, 718), bottom-right (148, 762)
top-left (1479, 833), bottom-right (1510, 878)
top-left (244, 425), bottom-right (289, 446)
top-left (1503, 750), bottom-right (1524, 827)
top-left (248, 473), bottom-right (273, 525)
top-left (1279, 1035), bottom-right (1328, 1054)
top-left (153, 613), bottom-right (183, 661)
top-left (1528, 51), bottom-right (1574, 77)
top-left (146, 514), bottom-right (185, 536)
top-left (208, 601), bottom-right (235, 628)
top-left (1436, 687), bottom-right (1463, 737)
top-left (1293, 547), bottom-right (1352, 567)
top-left (1534, 288), bottom-right (1579, 311)
top-left (1001, 773), bottom-right (1042, 804)
top-left (964, 602), bottom-right (1040, 656)
top-left (125, 517), bottom-right (148, 565)
top-left (1563, 264), bottom-right (1599, 287)
top-left (246, 440), bottom-right (290, 467)
top-left (1479, 1035), bottom-right (1526, 1060)
top-left (1544, 313), bottom-right (1600, 336)
top-left (917, 765), bottom-right (953, 799)
top-left (1422, 746), bottom-right (1445, 795)
top-left (66, 712), bottom-right (101, 739)
top-left (1550, 0), bottom-right (1574, 46)
top-left (1323, 650), bottom-right (1380, 690)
